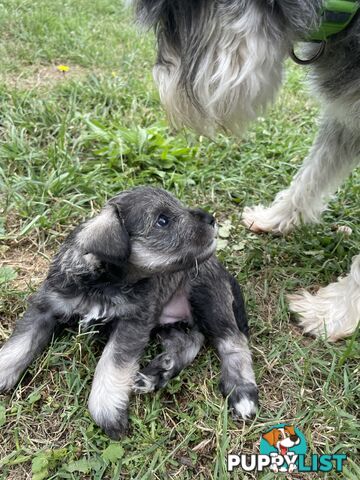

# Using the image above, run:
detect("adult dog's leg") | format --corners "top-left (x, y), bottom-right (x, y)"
top-left (133, 326), bottom-right (204, 393)
top-left (289, 255), bottom-right (360, 341)
top-left (88, 319), bottom-right (151, 439)
top-left (0, 302), bottom-right (58, 391)
top-left (242, 117), bottom-right (360, 234)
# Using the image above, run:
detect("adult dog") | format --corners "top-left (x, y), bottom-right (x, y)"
top-left (132, 0), bottom-right (360, 341)
top-left (0, 187), bottom-right (257, 438)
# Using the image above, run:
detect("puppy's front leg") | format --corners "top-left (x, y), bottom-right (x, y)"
top-left (215, 334), bottom-right (258, 420)
top-left (0, 300), bottom-right (58, 392)
top-left (190, 261), bottom-right (258, 419)
top-left (88, 319), bottom-right (150, 439)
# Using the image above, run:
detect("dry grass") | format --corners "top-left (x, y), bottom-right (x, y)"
top-left (0, 1), bottom-right (359, 479)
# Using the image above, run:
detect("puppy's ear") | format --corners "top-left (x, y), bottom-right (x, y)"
top-left (77, 204), bottom-right (130, 266)
top-left (262, 429), bottom-right (276, 446)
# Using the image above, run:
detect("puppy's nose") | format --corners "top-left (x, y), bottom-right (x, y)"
top-left (290, 435), bottom-right (298, 442)
top-left (190, 208), bottom-right (215, 226)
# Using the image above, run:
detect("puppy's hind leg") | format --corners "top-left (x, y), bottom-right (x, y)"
top-left (133, 326), bottom-right (204, 393)
top-left (242, 117), bottom-right (360, 234)
top-left (0, 297), bottom-right (58, 392)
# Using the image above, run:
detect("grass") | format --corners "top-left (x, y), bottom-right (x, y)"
top-left (0, 0), bottom-right (359, 479)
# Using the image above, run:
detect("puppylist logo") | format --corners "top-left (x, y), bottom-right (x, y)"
top-left (228, 424), bottom-right (347, 474)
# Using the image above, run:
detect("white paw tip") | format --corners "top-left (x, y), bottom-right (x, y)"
top-left (336, 225), bottom-right (352, 236)
top-left (233, 398), bottom-right (257, 420)
top-left (161, 356), bottom-right (174, 371)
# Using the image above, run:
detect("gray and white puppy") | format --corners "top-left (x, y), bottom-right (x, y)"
top-left (0, 187), bottom-right (257, 439)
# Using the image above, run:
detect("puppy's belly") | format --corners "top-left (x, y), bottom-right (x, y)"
top-left (159, 291), bottom-right (192, 325)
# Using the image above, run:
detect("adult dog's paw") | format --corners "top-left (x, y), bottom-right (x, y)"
top-left (227, 383), bottom-right (259, 420)
top-left (288, 257), bottom-right (360, 342)
top-left (242, 203), bottom-right (299, 235)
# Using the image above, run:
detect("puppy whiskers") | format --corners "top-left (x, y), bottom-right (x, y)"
top-left (191, 258), bottom-right (199, 280)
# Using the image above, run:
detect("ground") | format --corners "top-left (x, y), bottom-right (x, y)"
top-left (0, 1), bottom-right (359, 479)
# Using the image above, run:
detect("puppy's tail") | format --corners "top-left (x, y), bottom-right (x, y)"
top-left (131, 0), bottom-right (286, 136)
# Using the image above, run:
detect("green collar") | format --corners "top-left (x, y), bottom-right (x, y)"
top-left (309, 0), bottom-right (359, 41)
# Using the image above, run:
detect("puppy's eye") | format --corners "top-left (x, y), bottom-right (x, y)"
top-left (156, 214), bottom-right (170, 227)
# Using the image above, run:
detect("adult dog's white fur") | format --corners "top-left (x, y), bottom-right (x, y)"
top-left (153, 2), bottom-right (286, 136)
top-left (133, 0), bottom-right (360, 341)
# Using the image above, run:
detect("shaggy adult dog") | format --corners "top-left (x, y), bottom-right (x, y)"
top-left (132, 0), bottom-right (360, 341)
top-left (0, 187), bottom-right (258, 439)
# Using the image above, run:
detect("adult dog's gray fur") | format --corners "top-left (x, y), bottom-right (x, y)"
top-left (0, 187), bottom-right (257, 439)
top-left (132, 0), bottom-right (360, 341)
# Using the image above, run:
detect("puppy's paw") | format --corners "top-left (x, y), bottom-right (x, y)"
top-left (133, 372), bottom-right (157, 394)
top-left (227, 383), bottom-right (258, 420)
top-left (0, 344), bottom-right (27, 393)
top-left (133, 353), bottom-right (175, 394)
top-left (102, 414), bottom-right (129, 440)
top-left (89, 403), bottom-right (129, 440)
top-left (88, 386), bottom-right (130, 439)
top-left (0, 375), bottom-right (16, 393)
top-left (142, 353), bottom-right (175, 373)
top-left (0, 365), bottom-right (22, 393)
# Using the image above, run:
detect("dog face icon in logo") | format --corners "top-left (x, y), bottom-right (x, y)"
top-left (260, 424), bottom-right (307, 473)
top-left (263, 425), bottom-right (300, 455)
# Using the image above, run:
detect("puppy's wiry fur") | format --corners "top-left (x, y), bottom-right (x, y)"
top-left (0, 187), bottom-right (257, 439)
top-left (133, 0), bottom-right (360, 341)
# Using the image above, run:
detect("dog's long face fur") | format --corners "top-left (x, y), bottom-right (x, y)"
top-left (133, 0), bottom-right (322, 135)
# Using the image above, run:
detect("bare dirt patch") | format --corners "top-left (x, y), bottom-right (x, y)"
top-left (4, 64), bottom-right (93, 89)
top-left (1, 243), bottom-right (51, 291)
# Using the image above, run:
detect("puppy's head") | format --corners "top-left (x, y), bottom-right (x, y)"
top-left (77, 187), bottom-right (216, 273)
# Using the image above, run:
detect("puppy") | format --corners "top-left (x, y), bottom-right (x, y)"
top-left (132, 0), bottom-right (360, 341)
top-left (0, 187), bottom-right (258, 439)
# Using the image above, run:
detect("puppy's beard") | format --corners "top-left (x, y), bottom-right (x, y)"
top-left (129, 239), bottom-right (216, 272)
top-left (195, 238), bottom-right (217, 263)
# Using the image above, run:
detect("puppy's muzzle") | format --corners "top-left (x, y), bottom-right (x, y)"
top-left (190, 208), bottom-right (216, 227)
